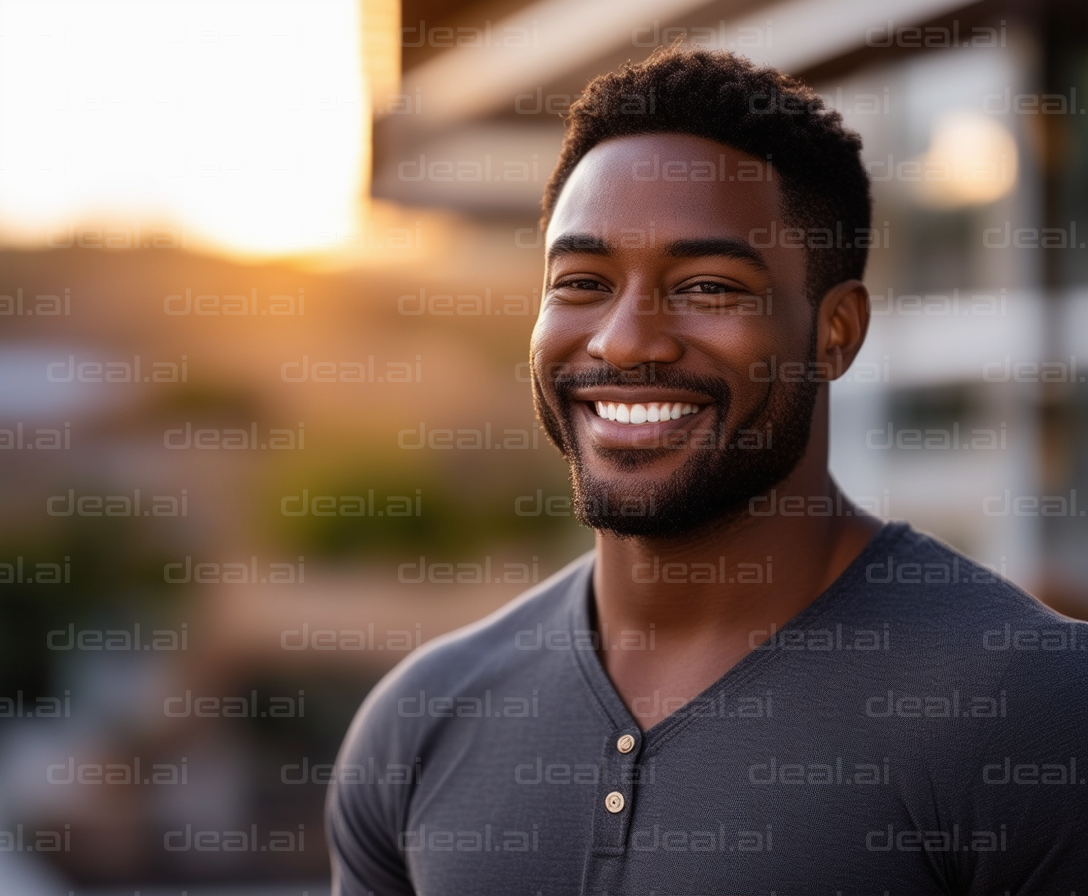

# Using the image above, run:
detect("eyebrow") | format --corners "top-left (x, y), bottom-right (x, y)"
top-left (546, 232), bottom-right (769, 274)
top-left (663, 237), bottom-right (769, 274)
top-left (546, 233), bottom-right (611, 263)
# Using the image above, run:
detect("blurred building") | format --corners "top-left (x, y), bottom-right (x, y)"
top-left (374, 0), bottom-right (1088, 612)
top-left (1, 0), bottom-right (1086, 891)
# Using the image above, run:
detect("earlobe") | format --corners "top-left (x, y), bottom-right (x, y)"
top-left (816, 279), bottom-right (870, 380)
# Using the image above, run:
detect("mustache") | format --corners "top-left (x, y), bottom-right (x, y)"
top-left (549, 364), bottom-right (732, 407)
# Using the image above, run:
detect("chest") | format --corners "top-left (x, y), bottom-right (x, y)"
top-left (402, 711), bottom-right (956, 896)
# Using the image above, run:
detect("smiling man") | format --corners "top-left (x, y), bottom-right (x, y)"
top-left (328, 48), bottom-right (1086, 895)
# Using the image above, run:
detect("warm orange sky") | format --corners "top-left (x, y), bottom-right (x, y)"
top-left (0, 0), bottom-right (375, 259)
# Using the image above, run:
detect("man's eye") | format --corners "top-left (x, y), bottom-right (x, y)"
top-left (681, 281), bottom-right (734, 294)
top-left (557, 279), bottom-right (605, 291)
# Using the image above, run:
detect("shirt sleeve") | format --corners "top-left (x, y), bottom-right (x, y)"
top-left (326, 673), bottom-right (420, 896)
top-left (958, 630), bottom-right (1088, 895)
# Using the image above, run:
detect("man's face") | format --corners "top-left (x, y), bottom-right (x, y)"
top-left (531, 133), bottom-right (821, 538)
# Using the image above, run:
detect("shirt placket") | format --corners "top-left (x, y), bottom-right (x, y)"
top-left (580, 726), bottom-right (643, 895)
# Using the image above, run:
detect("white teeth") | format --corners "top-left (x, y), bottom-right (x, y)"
top-left (591, 400), bottom-right (702, 425)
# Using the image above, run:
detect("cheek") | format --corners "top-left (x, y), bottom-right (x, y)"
top-left (529, 311), bottom-right (568, 392)
top-left (530, 305), bottom-right (586, 366)
top-left (681, 314), bottom-right (779, 375)
top-left (683, 294), bottom-right (811, 360)
top-left (680, 317), bottom-right (796, 418)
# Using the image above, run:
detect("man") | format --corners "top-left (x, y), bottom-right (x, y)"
top-left (328, 47), bottom-right (1086, 895)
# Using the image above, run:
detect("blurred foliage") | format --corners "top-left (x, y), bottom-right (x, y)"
top-left (0, 519), bottom-right (187, 704)
top-left (264, 468), bottom-right (587, 561)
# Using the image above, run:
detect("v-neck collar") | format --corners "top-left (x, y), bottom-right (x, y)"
top-left (563, 521), bottom-right (910, 753)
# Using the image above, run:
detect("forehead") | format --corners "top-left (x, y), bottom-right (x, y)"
top-left (547, 133), bottom-right (783, 244)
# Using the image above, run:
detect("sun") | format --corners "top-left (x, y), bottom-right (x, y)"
top-left (0, 0), bottom-right (381, 260)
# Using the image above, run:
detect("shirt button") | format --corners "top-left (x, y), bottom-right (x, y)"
top-left (616, 734), bottom-right (636, 754)
top-left (605, 791), bottom-right (625, 813)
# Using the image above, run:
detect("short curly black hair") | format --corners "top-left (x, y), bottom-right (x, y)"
top-left (542, 46), bottom-right (872, 304)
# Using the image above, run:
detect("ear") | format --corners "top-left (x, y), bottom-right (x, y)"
top-left (814, 279), bottom-right (870, 380)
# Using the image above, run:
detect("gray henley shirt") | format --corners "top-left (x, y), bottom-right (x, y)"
top-left (327, 521), bottom-right (1087, 895)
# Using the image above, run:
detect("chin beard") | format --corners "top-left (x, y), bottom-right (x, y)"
top-left (531, 345), bottom-right (819, 540)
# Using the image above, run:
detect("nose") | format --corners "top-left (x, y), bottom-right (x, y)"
top-left (586, 289), bottom-right (683, 370)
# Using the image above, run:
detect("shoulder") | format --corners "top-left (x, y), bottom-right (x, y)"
top-left (336, 551), bottom-right (593, 760)
top-left (373, 549), bottom-right (591, 696)
top-left (857, 522), bottom-right (1087, 699)
top-left (863, 521), bottom-right (1084, 632)
top-left (327, 551), bottom-right (594, 870)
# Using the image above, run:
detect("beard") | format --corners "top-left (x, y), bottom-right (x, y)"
top-left (531, 331), bottom-right (819, 540)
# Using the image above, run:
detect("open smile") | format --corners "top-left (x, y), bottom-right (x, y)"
top-left (568, 388), bottom-right (716, 449)
top-left (591, 400), bottom-right (702, 424)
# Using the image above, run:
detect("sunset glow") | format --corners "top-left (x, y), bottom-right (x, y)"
top-left (0, 0), bottom-right (368, 259)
